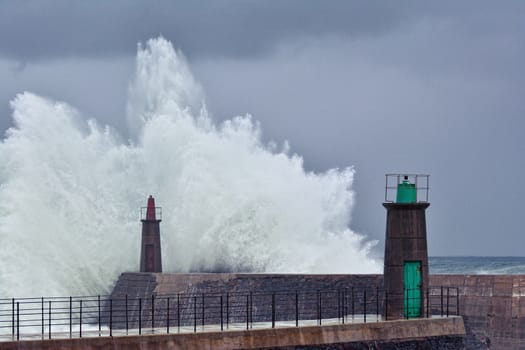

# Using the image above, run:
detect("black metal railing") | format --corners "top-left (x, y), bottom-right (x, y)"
top-left (0, 286), bottom-right (459, 341)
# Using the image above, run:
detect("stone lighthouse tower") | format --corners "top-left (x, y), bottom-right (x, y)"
top-left (383, 174), bottom-right (430, 319)
top-left (140, 195), bottom-right (162, 272)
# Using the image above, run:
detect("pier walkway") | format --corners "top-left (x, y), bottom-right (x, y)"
top-left (0, 316), bottom-right (465, 350)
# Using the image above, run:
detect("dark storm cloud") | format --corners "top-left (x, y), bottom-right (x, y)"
top-left (0, 0), bottom-right (392, 60)
top-left (1, 0), bottom-right (518, 61)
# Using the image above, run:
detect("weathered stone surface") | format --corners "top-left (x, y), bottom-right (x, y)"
top-left (383, 203), bottom-right (430, 321)
top-left (0, 317), bottom-right (465, 350)
top-left (259, 336), bottom-right (465, 349)
top-left (109, 273), bottom-right (525, 349)
top-left (110, 273), bottom-right (386, 328)
top-left (432, 274), bottom-right (525, 350)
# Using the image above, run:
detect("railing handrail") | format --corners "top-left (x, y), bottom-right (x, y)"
top-left (0, 286), bottom-right (383, 302)
top-left (0, 286), bottom-right (460, 342)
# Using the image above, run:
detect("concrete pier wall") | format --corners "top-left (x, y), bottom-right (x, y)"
top-left (110, 273), bottom-right (384, 327)
top-left (111, 273), bottom-right (525, 350)
top-left (0, 317), bottom-right (465, 350)
top-left (432, 274), bottom-right (525, 350)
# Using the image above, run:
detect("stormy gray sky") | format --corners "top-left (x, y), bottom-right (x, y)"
top-left (1, 1), bottom-right (524, 256)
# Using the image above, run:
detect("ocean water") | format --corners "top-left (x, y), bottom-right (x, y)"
top-left (429, 256), bottom-right (525, 274)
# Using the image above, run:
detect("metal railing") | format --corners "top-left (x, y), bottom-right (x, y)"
top-left (0, 286), bottom-right (459, 341)
top-left (384, 173), bottom-right (430, 203)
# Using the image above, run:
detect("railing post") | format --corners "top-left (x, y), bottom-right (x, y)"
top-left (98, 295), bottom-right (101, 336)
top-left (193, 296), bottom-right (197, 332)
top-left (337, 289), bottom-right (341, 322)
top-left (295, 291), bottom-right (299, 327)
top-left (48, 301), bottom-right (51, 339)
top-left (426, 288), bottom-right (430, 318)
top-left (446, 287), bottom-right (450, 317)
top-left (11, 298), bottom-right (14, 339)
top-left (139, 298), bottom-right (142, 335)
top-left (202, 293), bottom-right (205, 330)
top-left (177, 294), bottom-right (180, 333)
top-left (364, 290), bottom-right (367, 323)
top-left (125, 294), bottom-right (129, 334)
top-left (152, 294), bottom-right (155, 331)
top-left (272, 292), bottom-right (276, 328)
top-left (69, 296), bottom-right (72, 338)
top-left (109, 298), bottom-right (113, 337)
top-left (376, 287), bottom-right (379, 322)
top-left (41, 297), bottom-right (44, 337)
top-left (246, 294), bottom-right (249, 330)
top-left (220, 295), bottom-right (224, 331)
top-left (319, 291), bottom-right (322, 325)
top-left (16, 302), bottom-right (19, 341)
top-left (80, 300), bottom-right (83, 338)
top-left (385, 291), bottom-right (388, 320)
top-left (405, 288), bottom-right (409, 320)
top-left (351, 287), bottom-right (355, 320)
top-left (226, 292), bottom-right (229, 329)
top-left (341, 288), bottom-right (346, 324)
top-left (315, 291), bottom-right (319, 325)
top-left (249, 292), bottom-right (253, 328)
top-left (440, 286), bottom-right (444, 317)
top-left (167, 297), bottom-right (170, 334)
top-left (456, 287), bottom-right (460, 315)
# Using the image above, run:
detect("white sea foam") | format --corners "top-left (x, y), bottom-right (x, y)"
top-left (0, 37), bottom-right (379, 298)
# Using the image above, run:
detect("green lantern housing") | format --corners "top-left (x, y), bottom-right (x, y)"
top-left (396, 176), bottom-right (417, 203)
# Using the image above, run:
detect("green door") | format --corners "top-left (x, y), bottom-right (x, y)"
top-left (404, 261), bottom-right (422, 318)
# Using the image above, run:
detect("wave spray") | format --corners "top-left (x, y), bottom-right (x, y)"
top-left (0, 38), bottom-right (379, 298)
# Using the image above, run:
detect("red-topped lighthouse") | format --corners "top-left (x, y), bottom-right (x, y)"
top-left (140, 195), bottom-right (162, 272)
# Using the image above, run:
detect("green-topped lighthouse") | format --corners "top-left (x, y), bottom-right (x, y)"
top-left (383, 174), bottom-right (430, 320)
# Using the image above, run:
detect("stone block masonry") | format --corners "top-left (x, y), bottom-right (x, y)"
top-left (111, 273), bottom-right (525, 350)
top-left (110, 274), bottom-right (384, 328)
top-left (432, 275), bottom-right (525, 350)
